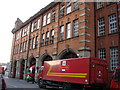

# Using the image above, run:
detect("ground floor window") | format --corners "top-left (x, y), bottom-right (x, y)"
top-left (110, 47), bottom-right (119, 71)
top-left (98, 48), bottom-right (106, 60)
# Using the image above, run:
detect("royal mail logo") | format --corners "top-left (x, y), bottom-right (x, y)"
top-left (61, 61), bottom-right (69, 71)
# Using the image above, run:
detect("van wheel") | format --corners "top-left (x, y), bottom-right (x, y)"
top-left (26, 79), bottom-right (29, 82)
top-left (38, 79), bottom-right (44, 88)
top-left (62, 83), bottom-right (71, 90)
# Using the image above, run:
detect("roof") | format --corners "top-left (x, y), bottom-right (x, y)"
top-left (12, 1), bottom-right (60, 34)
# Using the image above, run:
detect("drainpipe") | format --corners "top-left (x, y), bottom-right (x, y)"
top-left (116, 2), bottom-right (120, 66)
top-left (94, 2), bottom-right (97, 57)
top-left (25, 22), bottom-right (32, 79)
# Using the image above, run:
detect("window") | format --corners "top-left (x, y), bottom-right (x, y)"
top-left (14, 46), bottom-right (16, 54)
top-left (33, 21), bottom-right (37, 30)
top-left (66, 23), bottom-right (71, 39)
top-left (17, 44), bottom-right (20, 53)
top-left (33, 37), bottom-right (36, 49)
top-left (41, 34), bottom-right (45, 46)
top-left (50, 30), bottom-right (54, 44)
top-left (110, 47), bottom-right (119, 71)
top-left (29, 39), bottom-right (33, 49)
top-left (109, 14), bottom-right (117, 33)
top-left (27, 25), bottom-right (30, 34)
top-left (98, 48), bottom-right (106, 60)
top-left (97, 2), bottom-right (104, 9)
top-left (25, 41), bottom-right (27, 51)
top-left (60, 26), bottom-right (64, 41)
top-left (66, 2), bottom-right (71, 14)
top-left (31, 23), bottom-right (34, 32)
top-left (22, 42), bottom-right (25, 51)
top-left (60, 5), bottom-right (65, 18)
top-left (23, 41), bottom-right (26, 51)
top-left (15, 46), bottom-right (17, 54)
top-left (51, 10), bottom-right (56, 22)
top-left (73, 20), bottom-right (79, 37)
top-left (16, 31), bottom-right (21, 40)
top-left (45, 32), bottom-right (49, 45)
top-left (37, 19), bottom-right (40, 29)
top-left (98, 18), bottom-right (105, 36)
top-left (22, 28), bottom-right (28, 37)
top-left (73, 0), bottom-right (78, 10)
top-left (35, 36), bottom-right (39, 48)
top-left (43, 15), bottom-right (46, 26)
top-left (106, 0), bottom-right (115, 5)
top-left (20, 43), bottom-right (23, 52)
top-left (47, 13), bottom-right (51, 24)
top-left (14, 45), bottom-right (16, 54)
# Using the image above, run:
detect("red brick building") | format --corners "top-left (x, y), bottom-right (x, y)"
top-left (10, 1), bottom-right (120, 81)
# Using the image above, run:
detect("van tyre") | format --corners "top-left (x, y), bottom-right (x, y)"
top-left (62, 83), bottom-right (71, 90)
top-left (26, 79), bottom-right (29, 82)
top-left (38, 79), bottom-right (44, 88)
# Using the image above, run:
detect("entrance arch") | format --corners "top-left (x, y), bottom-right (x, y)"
top-left (41, 54), bottom-right (53, 65)
top-left (58, 49), bottom-right (78, 59)
top-left (12, 60), bottom-right (17, 78)
top-left (29, 57), bottom-right (36, 67)
top-left (20, 59), bottom-right (25, 79)
top-left (28, 55), bottom-right (36, 67)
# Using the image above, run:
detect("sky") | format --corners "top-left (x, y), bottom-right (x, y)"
top-left (0, 0), bottom-right (53, 63)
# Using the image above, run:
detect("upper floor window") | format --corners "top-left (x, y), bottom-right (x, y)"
top-left (110, 47), bottom-right (119, 71)
top-left (41, 33), bottom-right (45, 46)
top-left (47, 13), bottom-right (51, 24)
top-left (106, 0), bottom-right (115, 5)
top-left (42, 34), bottom-right (45, 41)
top-left (51, 10), bottom-right (56, 22)
top-left (37, 19), bottom-right (40, 29)
top-left (14, 46), bottom-right (16, 54)
top-left (22, 28), bottom-right (28, 37)
top-left (46, 31), bottom-right (49, 38)
top-left (60, 4), bottom-right (65, 18)
top-left (73, 20), bottom-right (79, 37)
top-left (29, 39), bottom-right (33, 50)
top-left (35, 36), bottom-right (39, 48)
top-left (98, 18), bottom-right (105, 36)
top-left (66, 2), bottom-right (71, 14)
top-left (45, 32), bottom-right (49, 45)
top-left (33, 37), bottom-right (36, 49)
top-left (73, 0), bottom-right (79, 10)
top-left (25, 41), bottom-right (27, 51)
top-left (33, 21), bottom-right (37, 30)
top-left (66, 23), bottom-right (71, 39)
top-left (60, 26), bottom-right (64, 41)
top-left (20, 43), bottom-right (23, 52)
top-left (43, 15), bottom-right (46, 26)
top-left (16, 31), bottom-right (21, 40)
top-left (22, 42), bottom-right (25, 52)
top-left (109, 14), bottom-right (117, 34)
top-left (50, 29), bottom-right (54, 44)
top-left (17, 44), bottom-right (20, 53)
top-left (98, 48), bottom-right (106, 60)
top-left (97, 2), bottom-right (104, 9)
top-left (23, 41), bottom-right (27, 52)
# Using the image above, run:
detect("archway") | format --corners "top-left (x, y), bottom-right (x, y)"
top-left (29, 57), bottom-right (36, 67)
top-left (59, 49), bottom-right (78, 59)
top-left (12, 60), bottom-right (17, 78)
top-left (41, 54), bottom-right (53, 65)
top-left (20, 59), bottom-right (25, 79)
